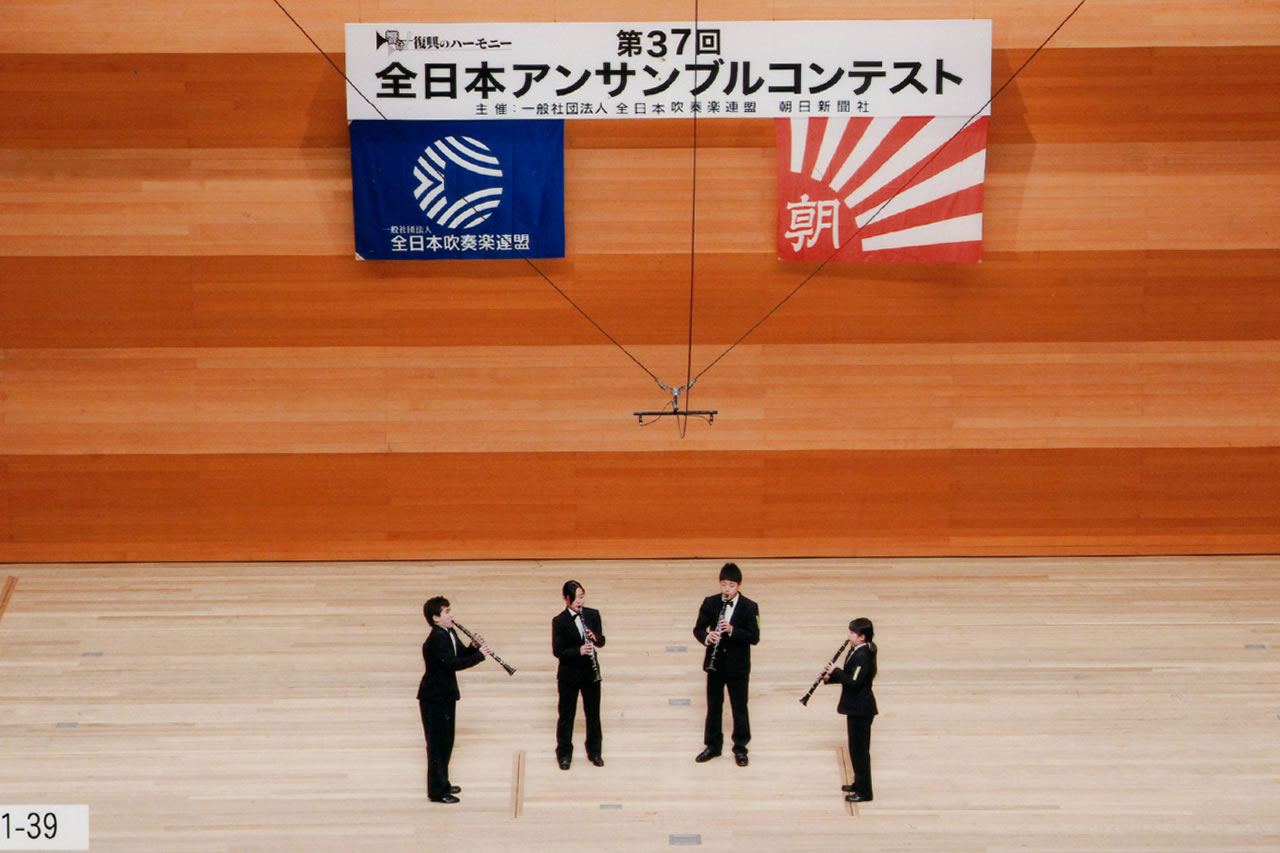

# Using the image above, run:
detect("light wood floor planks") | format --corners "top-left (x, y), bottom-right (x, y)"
top-left (0, 557), bottom-right (1277, 852)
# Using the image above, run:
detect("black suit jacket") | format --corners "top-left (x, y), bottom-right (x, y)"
top-left (552, 607), bottom-right (605, 684)
top-left (417, 625), bottom-right (485, 703)
top-left (828, 643), bottom-right (878, 717)
top-left (693, 593), bottom-right (759, 678)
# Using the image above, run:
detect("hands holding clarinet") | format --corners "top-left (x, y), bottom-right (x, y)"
top-left (466, 630), bottom-right (494, 658)
top-left (706, 614), bottom-right (733, 645)
top-left (454, 620), bottom-right (516, 675)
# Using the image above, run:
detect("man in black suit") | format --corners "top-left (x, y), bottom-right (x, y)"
top-left (693, 562), bottom-right (760, 766)
top-left (823, 617), bottom-right (878, 802)
top-left (417, 596), bottom-right (490, 804)
top-left (552, 579), bottom-right (606, 769)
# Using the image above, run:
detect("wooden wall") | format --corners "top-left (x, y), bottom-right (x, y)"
top-left (3, 2), bottom-right (1279, 561)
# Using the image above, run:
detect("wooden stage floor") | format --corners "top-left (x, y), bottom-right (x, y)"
top-left (1, 557), bottom-right (1277, 852)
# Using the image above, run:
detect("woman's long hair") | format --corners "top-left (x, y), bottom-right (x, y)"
top-left (849, 617), bottom-right (877, 656)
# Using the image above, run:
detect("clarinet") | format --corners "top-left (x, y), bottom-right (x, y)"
top-left (799, 638), bottom-right (851, 706)
top-left (578, 610), bottom-right (602, 683)
top-left (453, 620), bottom-right (517, 676)
top-left (706, 598), bottom-right (730, 672)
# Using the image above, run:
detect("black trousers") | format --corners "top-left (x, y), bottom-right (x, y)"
top-left (556, 678), bottom-right (602, 759)
top-left (704, 671), bottom-right (750, 754)
top-left (846, 714), bottom-right (873, 799)
top-left (419, 699), bottom-right (456, 799)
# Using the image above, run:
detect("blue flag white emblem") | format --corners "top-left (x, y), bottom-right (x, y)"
top-left (350, 119), bottom-right (565, 260)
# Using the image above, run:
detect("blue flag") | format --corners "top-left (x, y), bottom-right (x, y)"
top-left (350, 119), bottom-right (565, 260)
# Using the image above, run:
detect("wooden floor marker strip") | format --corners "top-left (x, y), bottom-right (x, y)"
top-left (0, 576), bottom-right (17, 623)
top-left (837, 746), bottom-right (857, 816)
top-left (511, 749), bottom-right (525, 819)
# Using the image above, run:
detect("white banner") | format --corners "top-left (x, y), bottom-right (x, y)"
top-left (345, 21), bottom-right (992, 121)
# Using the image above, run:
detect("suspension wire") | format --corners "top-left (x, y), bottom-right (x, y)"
top-left (690, 0), bottom-right (1091, 386)
top-left (269, 0), bottom-right (389, 121)
top-left (517, 257), bottom-right (664, 384)
top-left (269, 0), bottom-right (666, 388)
top-left (679, 0), bottom-right (703, 438)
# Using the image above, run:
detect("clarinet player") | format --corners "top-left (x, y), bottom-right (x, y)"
top-left (418, 596), bottom-right (492, 804)
top-left (693, 562), bottom-right (760, 766)
top-left (823, 617), bottom-right (878, 803)
top-left (552, 580), bottom-right (606, 769)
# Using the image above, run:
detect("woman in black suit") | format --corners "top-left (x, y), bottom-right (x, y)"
top-left (823, 617), bottom-right (878, 802)
top-left (552, 580), bottom-right (606, 769)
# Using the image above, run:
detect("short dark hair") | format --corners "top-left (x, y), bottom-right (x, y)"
top-left (424, 596), bottom-right (449, 624)
top-left (719, 562), bottom-right (742, 584)
top-left (562, 580), bottom-right (583, 601)
top-left (849, 617), bottom-right (874, 641)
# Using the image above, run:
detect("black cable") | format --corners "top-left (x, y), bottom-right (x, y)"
top-left (638, 399), bottom-right (677, 426)
top-left (517, 257), bottom-right (664, 385)
top-left (690, 0), bottom-right (1091, 386)
top-left (269, 0), bottom-right (388, 121)
top-left (682, 0), bottom-right (702, 433)
top-left (269, 0), bottom-right (666, 388)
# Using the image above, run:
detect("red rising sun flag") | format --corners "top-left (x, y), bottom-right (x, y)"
top-left (776, 115), bottom-right (989, 263)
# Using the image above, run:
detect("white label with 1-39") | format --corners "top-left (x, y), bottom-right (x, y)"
top-left (0, 807), bottom-right (88, 851)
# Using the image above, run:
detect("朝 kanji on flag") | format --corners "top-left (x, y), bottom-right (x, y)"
top-left (776, 115), bottom-right (989, 263)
